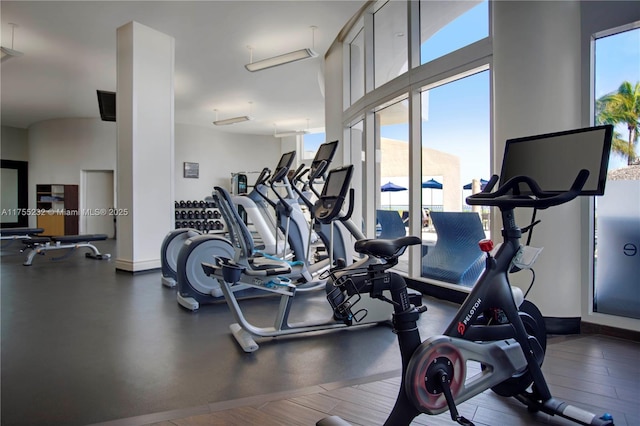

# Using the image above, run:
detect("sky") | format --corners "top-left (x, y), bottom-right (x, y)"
top-left (305, 3), bottom-right (639, 194)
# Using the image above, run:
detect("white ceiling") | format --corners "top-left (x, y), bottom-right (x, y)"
top-left (0, 1), bottom-right (365, 135)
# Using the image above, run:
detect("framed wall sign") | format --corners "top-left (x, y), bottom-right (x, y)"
top-left (183, 162), bottom-right (199, 179)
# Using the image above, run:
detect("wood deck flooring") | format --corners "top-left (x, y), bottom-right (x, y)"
top-left (95, 334), bottom-right (639, 426)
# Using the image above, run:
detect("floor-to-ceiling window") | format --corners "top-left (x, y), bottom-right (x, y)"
top-left (419, 70), bottom-right (490, 285)
top-left (376, 97), bottom-right (410, 272)
top-left (420, 0), bottom-right (488, 64)
top-left (374, 0), bottom-right (408, 89)
top-left (592, 25), bottom-right (640, 320)
top-left (340, 0), bottom-right (491, 285)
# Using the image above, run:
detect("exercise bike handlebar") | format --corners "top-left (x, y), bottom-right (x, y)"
top-left (466, 169), bottom-right (590, 210)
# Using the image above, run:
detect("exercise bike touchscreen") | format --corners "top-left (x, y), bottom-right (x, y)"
top-left (500, 124), bottom-right (612, 195)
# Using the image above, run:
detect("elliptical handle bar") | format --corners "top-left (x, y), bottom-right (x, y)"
top-left (290, 163), bottom-right (307, 183)
top-left (339, 188), bottom-right (355, 223)
top-left (466, 169), bottom-right (590, 210)
top-left (255, 167), bottom-right (271, 186)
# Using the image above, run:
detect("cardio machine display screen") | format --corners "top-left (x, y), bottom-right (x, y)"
top-left (276, 151), bottom-right (296, 171)
top-left (311, 141), bottom-right (339, 170)
top-left (500, 125), bottom-right (612, 196)
top-left (321, 166), bottom-right (353, 199)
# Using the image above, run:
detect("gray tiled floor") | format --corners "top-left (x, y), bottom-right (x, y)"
top-left (1, 238), bottom-right (460, 425)
top-left (3, 238), bottom-right (638, 426)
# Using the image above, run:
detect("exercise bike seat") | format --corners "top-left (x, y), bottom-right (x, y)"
top-left (355, 236), bottom-right (421, 260)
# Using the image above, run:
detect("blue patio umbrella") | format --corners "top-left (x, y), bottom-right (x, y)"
top-left (463, 178), bottom-right (489, 190)
top-left (421, 178), bottom-right (442, 209)
top-left (421, 178), bottom-right (443, 189)
top-left (381, 181), bottom-right (407, 208)
top-left (381, 181), bottom-right (407, 192)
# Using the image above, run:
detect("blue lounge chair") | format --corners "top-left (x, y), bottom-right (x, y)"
top-left (376, 210), bottom-right (406, 239)
top-left (421, 211), bottom-right (486, 287)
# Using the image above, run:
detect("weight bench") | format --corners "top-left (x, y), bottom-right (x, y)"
top-left (1, 227), bottom-right (44, 248)
top-left (22, 234), bottom-right (111, 266)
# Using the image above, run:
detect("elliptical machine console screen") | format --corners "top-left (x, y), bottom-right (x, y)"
top-left (276, 151), bottom-right (296, 172)
top-left (500, 124), bottom-right (613, 196)
top-left (310, 140), bottom-right (339, 178)
top-left (315, 165), bottom-right (353, 223)
top-left (270, 151), bottom-right (296, 184)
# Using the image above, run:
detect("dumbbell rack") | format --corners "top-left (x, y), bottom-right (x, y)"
top-left (174, 200), bottom-right (225, 233)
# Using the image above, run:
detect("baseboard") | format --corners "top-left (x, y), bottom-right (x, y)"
top-left (406, 277), bottom-right (468, 304)
top-left (115, 258), bottom-right (161, 273)
top-left (543, 317), bottom-right (581, 335)
top-left (581, 321), bottom-right (640, 342)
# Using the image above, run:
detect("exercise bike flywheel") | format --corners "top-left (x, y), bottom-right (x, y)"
top-left (404, 336), bottom-right (465, 413)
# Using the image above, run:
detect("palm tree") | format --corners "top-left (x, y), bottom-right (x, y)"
top-left (596, 81), bottom-right (640, 165)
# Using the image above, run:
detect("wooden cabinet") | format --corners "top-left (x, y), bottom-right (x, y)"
top-left (36, 184), bottom-right (79, 235)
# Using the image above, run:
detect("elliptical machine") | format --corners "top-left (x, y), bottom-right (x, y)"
top-left (175, 155), bottom-right (329, 311)
top-left (318, 125), bottom-right (615, 426)
top-left (289, 140), bottom-right (363, 265)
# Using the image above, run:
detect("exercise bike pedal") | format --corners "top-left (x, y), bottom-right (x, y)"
top-left (428, 358), bottom-right (475, 426)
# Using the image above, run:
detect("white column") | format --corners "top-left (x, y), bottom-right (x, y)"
top-left (493, 1), bottom-right (582, 320)
top-left (116, 21), bottom-right (175, 272)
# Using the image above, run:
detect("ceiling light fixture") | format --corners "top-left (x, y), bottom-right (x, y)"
top-left (245, 26), bottom-right (318, 72)
top-left (274, 129), bottom-right (309, 138)
top-left (213, 103), bottom-right (254, 126)
top-left (273, 119), bottom-right (310, 138)
top-left (1, 23), bottom-right (24, 62)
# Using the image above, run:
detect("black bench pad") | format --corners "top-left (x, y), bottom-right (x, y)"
top-left (52, 234), bottom-right (108, 243)
top-left (23, 237), bottom-right (52, 244)
top-left (0, 227), bottom-right (44, 236)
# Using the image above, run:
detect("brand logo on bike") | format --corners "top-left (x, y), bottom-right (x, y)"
top-left (458, 297), bottom-right (482, 335)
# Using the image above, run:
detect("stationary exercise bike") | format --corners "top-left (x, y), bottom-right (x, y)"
top-left (318, 125), bottom-right (615, 426)
top-left (201, 165), bottom-right (424, 352)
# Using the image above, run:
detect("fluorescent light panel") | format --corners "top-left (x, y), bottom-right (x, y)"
top-left (245, 48), bottom-right (317, 72)
top-left (274, 130), bottom-right (309, 138)
top-left (213, 115), bottom-right (253, 126)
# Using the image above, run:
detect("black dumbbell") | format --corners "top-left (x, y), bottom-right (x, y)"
top-left (179, 200), bottom-right (187, 208)
top-left (213, 210), bottom-right (221, 219)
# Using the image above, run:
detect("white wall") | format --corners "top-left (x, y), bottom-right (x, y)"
top-left (27, 118), bottom-right (117, 227)
top-left (493, 1), bottom-right (583, 319)
top-left (175, 123), bottom-right (281, 200)
top-left (25, 118), bottom-right (282, 230)
top-left (1, 126), bottom-right (29, 161)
